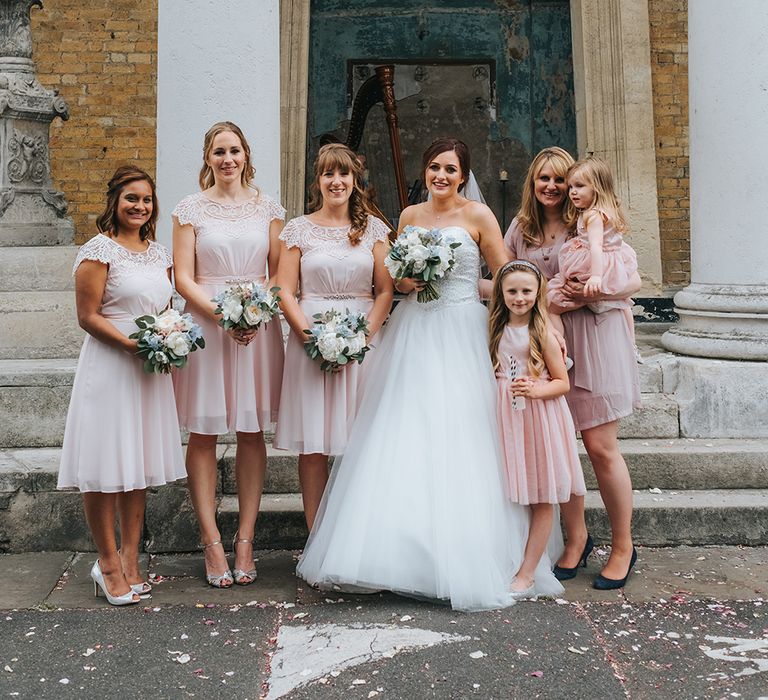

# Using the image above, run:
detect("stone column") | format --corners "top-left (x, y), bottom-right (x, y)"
top-left (661, 1), bottom-right (768, 361)
top-left (0, 0), bottom-right (72, 245)
top-left (0, 0), bottom-right (79, 360)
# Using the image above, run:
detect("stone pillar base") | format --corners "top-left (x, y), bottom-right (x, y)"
top-left (661, 283), bottom-right (768, 360)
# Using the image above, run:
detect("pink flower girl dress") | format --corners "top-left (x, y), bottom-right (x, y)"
top-left (172, 192), bottom-right (285, 435)
top-left (547, 211), bottom-right (637, 314)
top-left (58, 235), bottom-right (186, 492)
top-left (495, 325), bottom-right (586, 505)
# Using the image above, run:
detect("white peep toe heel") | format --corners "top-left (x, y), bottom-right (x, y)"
top-left (91, 560), bottom-right (140, 606)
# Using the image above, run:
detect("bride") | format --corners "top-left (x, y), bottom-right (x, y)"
top-left (297, 137), bottom-right (563, 610)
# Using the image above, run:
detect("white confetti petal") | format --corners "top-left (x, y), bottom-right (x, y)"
top-left (567, 646), bottom-right (585, 655)
top-left (400, 615), bottom-right (413, 622)
top-left (175, 653), bottom-right (191, 664)
top-left (3, 665), bottom-right (12, 673)
top-left (469, 651), bottom-right (487, 659)
top-left (59, 679), bottom-right (70, 685)
top-left (352, 679), bottom-right (367, 685)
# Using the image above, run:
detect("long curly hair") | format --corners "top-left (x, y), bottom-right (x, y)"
top-left (198, 121), bottom-right (257, 193)
top-left (564, 156), bottom-right (628, 233)
top-left (307, 143), bottom-right (376, 246)
top-left (95, 164), bottom-right (158, 241)
top-left (516, 146), bottom-right (574, 248)
top-left (488, 261), bottom-right (550, 378)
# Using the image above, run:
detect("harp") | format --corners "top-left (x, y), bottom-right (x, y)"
top-left (321, 65), bottom-right (408, 232)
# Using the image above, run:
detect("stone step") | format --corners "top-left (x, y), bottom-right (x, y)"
top-left (7, 485), bottom-right (763, 553)
top-left (0, 359), bottom-right (682, 446)
top-left (5, 434), bottom-right (768, 496)
top-left (0, 292), bottom-right (83, 359)
top-left (0, 245), bottom-right (77, 291)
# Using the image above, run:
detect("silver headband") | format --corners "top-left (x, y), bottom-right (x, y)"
top-left (500, 259), bottom-right (542, 278)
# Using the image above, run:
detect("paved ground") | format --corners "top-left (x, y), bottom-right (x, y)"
top-left (1, 546), bottom-right (766, 699)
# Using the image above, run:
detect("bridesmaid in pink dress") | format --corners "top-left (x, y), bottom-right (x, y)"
top-left (58, 165), bottom-right (186, 605)
top-left (173, 122), bottom-right (285, 587)
top-left (504, 147), bottom-right (642, 590)
top-left (274, 143), bottom-right (394, 530)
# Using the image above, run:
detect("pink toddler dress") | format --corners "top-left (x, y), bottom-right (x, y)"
top-left (172, 191), bottom-right (286, 435)
top-left (58, 235), bottom-right (187, 492)
top-left (274, 215), bottom-right (390, 455)
top-left (504, 218), bottom-right (640, 431)
top-left (547, 210), bottom-right (637, 313)
top-left (495, 324), bottom-right (586, 505)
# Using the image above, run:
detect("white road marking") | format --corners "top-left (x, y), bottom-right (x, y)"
top-left (265, 622), bottom-right (470, 700)
top-left (701, 635), bottom-right (768, 677)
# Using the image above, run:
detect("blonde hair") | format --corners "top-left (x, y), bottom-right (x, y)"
top-left (308, 143), bottom-right (377, 246)
top-left (565, 156), bottom-right (628, 233)
top-left (198, 121), bottom-right (257, 193)
top-left (488, 261), bottom-right (550, 378)
top-left (516, 146), bottom-right (574, 248)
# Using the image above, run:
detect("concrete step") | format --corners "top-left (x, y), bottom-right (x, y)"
top-left (618, 393), bottom-right (678, 439)
top-left (0, 291), bottom-right (83, 359)
top-left (0, 245), bottom-right (77, 291)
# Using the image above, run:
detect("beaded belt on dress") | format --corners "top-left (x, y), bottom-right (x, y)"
top-left (301, 292), bottom-right (373, 301)
top-left (196, 274), bottom-right (267, 284)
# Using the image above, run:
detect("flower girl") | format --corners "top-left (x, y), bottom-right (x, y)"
top-left (488, 260), bottom-right (586, 598)
top-left (546, 157), bottom-right (638, 346)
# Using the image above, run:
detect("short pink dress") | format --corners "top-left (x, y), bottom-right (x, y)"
top-left (172, 191), bottom-right (285, 435)
top-left (58, 235), bottom-right (187, 493)
top-left (274, 215), bottom-right (390, 456)
top-left (495, 325), bottom-right (586, 505)
top-left (547, 210), bottom-right (638, 314)
top-left (504, 218), bottom-right (640, 431)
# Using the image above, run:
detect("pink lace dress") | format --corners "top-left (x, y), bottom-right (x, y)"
top-left (274, 215), bottom-right (390, 456)
top-left (504, 218), bottom-right (640, 431)
top-left (58, 235), bottom-right (186, 493)
top-left (547, 211), bottom-right (638, 313)
top-left (495, 325), bottom-right (585, 505)
top-left (172, 191), bottom-right (285, 435)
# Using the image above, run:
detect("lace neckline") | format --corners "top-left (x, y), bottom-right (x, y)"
top-left (98, 233), bottom-right (152, 255)
top-left (199, 190), bottom-right (261, 207)
top-left (301, 215), bottom-right (351, 231)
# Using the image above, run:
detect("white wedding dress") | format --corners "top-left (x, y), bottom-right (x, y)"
top-left (296, 227), bottom-right (564, 611)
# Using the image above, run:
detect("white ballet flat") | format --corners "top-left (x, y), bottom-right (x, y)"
top-left (91, 560), bottom-right (140, 606)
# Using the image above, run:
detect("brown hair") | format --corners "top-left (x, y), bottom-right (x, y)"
top-left (421, 137), bottom-right (470, 192)
top-left (487, 261), bottom-right (550, 378)
top-left (95, 164), bottom-right (158, 241)
top-left (565, 156), bottom-right (628, 233)
top-left (198, 121), bottom-right (257, 192)
top-left (516, 146), bottom-right (574, 248)
top-left (308, 143), bottom-right (376, 246)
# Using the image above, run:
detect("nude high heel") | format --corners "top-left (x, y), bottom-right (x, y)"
top-left (231, 536), bottom-right (258, 586)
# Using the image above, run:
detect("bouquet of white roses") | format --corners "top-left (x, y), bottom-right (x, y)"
top-left (212, 281), bottom-right (281, 331)
top-left (130, 308), bottom-right (205, 374)
top-left (384, 225), bottom-right (462, 302)
top-left (303, 308), bottom-right (370, 373)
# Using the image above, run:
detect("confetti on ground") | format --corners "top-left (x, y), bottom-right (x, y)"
top-left (530, 671), bottom-right (544, 678)
top-left (400, 615), bottom-right (413, 622)
top-left (469, 651), bottom-right (487, 659)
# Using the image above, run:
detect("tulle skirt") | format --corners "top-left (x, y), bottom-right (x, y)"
top-left (297, 297), bottom-right (564, 611)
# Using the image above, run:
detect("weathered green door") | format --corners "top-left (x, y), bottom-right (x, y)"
top-left (308, 0), bottom-right (575, 227)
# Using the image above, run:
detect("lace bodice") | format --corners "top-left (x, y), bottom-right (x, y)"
top-left (403, 227), bottom-right (481, 311)
top-left (280, 215), bottom-right (390, 300)
top-left (73, 234), bottom-right (173, 320)
top-left (173, 191), bottom-right (285, 282)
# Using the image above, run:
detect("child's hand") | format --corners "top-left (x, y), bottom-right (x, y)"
top-left (584, 275), bottom-right (602, 297)
top-left (510, 377), bottom-right (540, 399)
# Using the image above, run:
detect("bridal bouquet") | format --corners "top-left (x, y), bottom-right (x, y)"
top-left (303, 309), bottom-right (370, 372)
top-left (130, 308), bottom-right (205, 374)
top-left (212, 281), bottom-right (281, 331)
top-left (385, 225), bottom-right (462, 302)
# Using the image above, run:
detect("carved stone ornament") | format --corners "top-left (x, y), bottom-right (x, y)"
top-left (0, 1), bottom-right (41, 59)
top-left (8, 129), bottom-right (47, 184)
top-left (0, 187), bottom-right (15, 215)
top-left (41, 188), bottom-right (68, 217)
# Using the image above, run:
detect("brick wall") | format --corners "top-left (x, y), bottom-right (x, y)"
top-left (649, 0), bottom-right (690, 290)
top-left (31, 0), bottom-right (158, 244)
